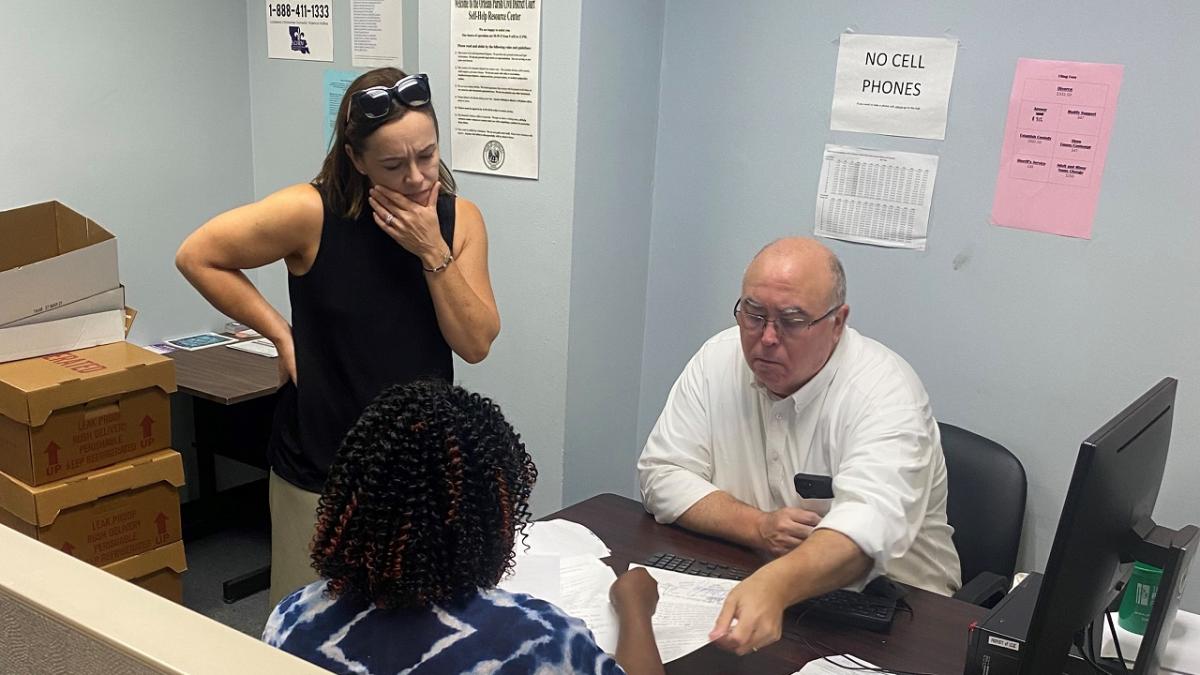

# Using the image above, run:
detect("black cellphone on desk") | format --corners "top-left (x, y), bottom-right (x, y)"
top-left (793, 473), bottom-right (834, 499)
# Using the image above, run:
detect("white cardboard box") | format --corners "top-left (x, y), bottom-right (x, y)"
top-left (0, 201), bottom-right (120, 326)
top-left (0, 309), bottom-right (126, 363)
top-left (1, 287), bottom-right (125, 328)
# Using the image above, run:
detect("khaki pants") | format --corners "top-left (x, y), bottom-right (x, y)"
top-left (268, 470), bottom-right (322, 607)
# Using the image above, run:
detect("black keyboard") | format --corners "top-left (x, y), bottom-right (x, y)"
top-left (640, 552), bottom-right (896, 633)
top-left (642, 552), bottom-right (749, 580)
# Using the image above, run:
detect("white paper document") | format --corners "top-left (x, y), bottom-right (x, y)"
top-left (556, 562), bottom-right (739, 662)
top-left (500, 520), bottom-right (615, 648)
top-left (499, 520), bottom-right (743, 663)
top-left (265, 1), bottom-right (333, 62)
top-left (814, 144), bottom-right (939, 250)
top-left (1101, 611), bottom-right (1200, 674)
top-left (794, 655), bottom-right (880, 674)
top-left (831, 33), bottom-right (959, 140)
top-left (516, 519), bottom-right (611, 559)
top-left (450, 0), bottom-right (541, 178)
top-left (497, 553), bottom-right (562, 606)
top-left (629, 564), bottom-right (739, 663)
top-left (352, 0), bottom-right (403, 68)
top-left (558, 556), bottom-right (620, 653)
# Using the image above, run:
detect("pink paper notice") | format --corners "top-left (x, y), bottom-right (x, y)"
top-left (990, 58), bottom-right (1123, 239)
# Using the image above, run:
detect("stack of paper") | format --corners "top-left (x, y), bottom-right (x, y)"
top-left (629, 565), bottom-right (739, 661)
top-left (515, 519), bottom-right (611, 559)
top-left (559, 556), bottom-right (621, 652)
top-left (1100, 610), bottom-right (1200, 674)
top-left (794, 655), bottom-right (880, 674)
top-left (498, 519), bottom-right (740, 662)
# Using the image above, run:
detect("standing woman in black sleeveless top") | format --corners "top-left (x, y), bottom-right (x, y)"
top-left (175, 68), bottom-right (500, 605)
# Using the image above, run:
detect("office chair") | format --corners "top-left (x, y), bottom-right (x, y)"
top-left (938, 422), bottom-right (1027, 608)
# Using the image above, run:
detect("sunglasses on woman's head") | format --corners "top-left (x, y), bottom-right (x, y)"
top-left (347, 73), bottom-right (432, 122)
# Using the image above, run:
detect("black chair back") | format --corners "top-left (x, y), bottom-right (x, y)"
top-left (939, 422), bottom-right (1027, 586)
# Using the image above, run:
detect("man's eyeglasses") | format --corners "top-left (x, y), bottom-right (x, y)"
top-left (347, 73), bottom-right (432, 122)
top-left (733, 299), bottom-right (840, 338)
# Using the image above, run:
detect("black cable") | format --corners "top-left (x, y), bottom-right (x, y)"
top-left (786, 613), bottom-right (937, 675)
top-left (1104, 612), bottom-right (1131, 674)
top-left (1088, 621), bottom-right (1100, 664)
top-left (801, 637), bottom-right (939, 675)
top-left (1073, 625), bottom-right (1113, 675)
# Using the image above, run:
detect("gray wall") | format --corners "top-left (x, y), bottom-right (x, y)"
top-left (562, 0), bottom-right (665, 505)
top-left (0, 0), bottom-right (254, 344)
top-left (637, 0), bottom-right (1200, 610)
top-left (420, 1), bottom-right (584, 517)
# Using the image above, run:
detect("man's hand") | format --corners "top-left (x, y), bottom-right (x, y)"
top-left (756, 507), bottom-right (822, 557)
top-left (710, 528), bottom-right (875, 656)
top-left (708, 568), bottom-right (789, 655)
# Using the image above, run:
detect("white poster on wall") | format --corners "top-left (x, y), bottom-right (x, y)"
top-left (352, 0), bottom-right (404, 68)
top-left (830, 33), bottom-right (959, 140)
top-left (450, 0), bottom-right (541, 178)
top-left (265, 1), bottom-right (333, 62)
top-left (814, 144), bottom-right (939, 250)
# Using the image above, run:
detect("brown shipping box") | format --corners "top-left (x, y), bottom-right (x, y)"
top-left (103, 540), bottom-right (187, 604)
top-left (0, 342), bottom-right (175, 486)
top-left (0, 449), bottom-right (184, 566)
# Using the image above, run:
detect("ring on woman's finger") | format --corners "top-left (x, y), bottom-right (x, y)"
top-left (385, 213), bottom-right (396, 226)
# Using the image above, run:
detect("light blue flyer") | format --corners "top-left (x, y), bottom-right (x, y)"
top-left (324, 69), bottom-right (362, 147)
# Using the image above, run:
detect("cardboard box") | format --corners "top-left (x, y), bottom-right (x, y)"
top-left (0, 288), bottom-right (128, 364)
top-left (1, 287), bottom-right (126, 328)
top-left (0, 342), bottom-right (175, 485)
top-left (0, 308), bottom-right (126, 364)
top-left (0, 201), bottom-right (120, 326)
top-left (0, 449), bottom-right (184, 566)
top-left (103, 540), bottom-right (187, 604)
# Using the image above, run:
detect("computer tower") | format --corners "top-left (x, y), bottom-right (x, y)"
top-left (965, 574), bottom-right (1097, 675)
top-left (965, 574), bottom-right (1042, 675)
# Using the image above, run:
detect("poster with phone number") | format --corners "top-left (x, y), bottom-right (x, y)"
top-left (266, 1), bottom-right (333, 62)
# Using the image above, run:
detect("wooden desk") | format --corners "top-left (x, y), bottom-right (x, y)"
top-left (549, 494), bottom-right (986, 675)
top-left (168, 340), bottom-right (280, 601)
top-left (169, 340), bottom-right (279, 405)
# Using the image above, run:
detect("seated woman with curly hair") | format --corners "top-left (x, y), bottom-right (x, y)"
top-left (263, 380), bottom-right (664, 675)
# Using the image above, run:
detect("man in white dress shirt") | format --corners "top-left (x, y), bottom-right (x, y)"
top-left (637, 237), bottom-right (960, 655)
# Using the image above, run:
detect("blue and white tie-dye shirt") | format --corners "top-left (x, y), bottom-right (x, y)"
top-left (263, 580), bottom-right (625, 675)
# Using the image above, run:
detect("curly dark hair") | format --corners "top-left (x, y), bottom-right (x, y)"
top-left (310, 380), bottom-right (537, 608)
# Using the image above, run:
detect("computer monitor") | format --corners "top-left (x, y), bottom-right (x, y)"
top-left (1020, 377), bottom-right (1197, 674)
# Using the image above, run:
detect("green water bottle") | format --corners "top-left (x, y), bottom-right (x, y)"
top-left (1118, 561), bottom-right (1162, 635)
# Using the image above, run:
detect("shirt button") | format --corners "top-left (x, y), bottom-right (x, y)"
top-left (775, 413), bottom-right (783, 421)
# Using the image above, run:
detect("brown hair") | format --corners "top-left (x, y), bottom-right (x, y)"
top-left (313, 68), bottom-right (457, 220)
